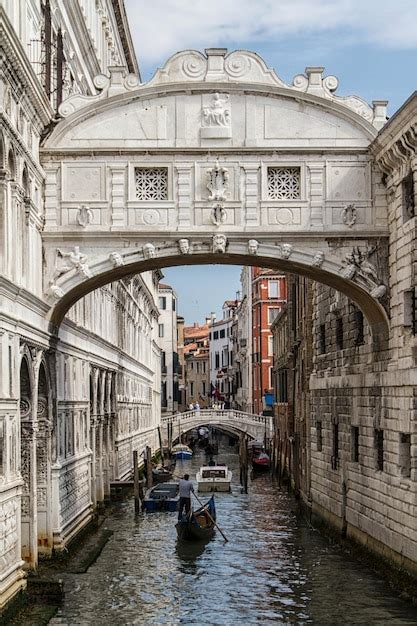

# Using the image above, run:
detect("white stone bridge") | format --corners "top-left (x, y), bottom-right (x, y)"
top-left (161, 409), bottom-right (271, 445)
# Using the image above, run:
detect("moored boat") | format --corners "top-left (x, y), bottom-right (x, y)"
top-left (152, 464), bottom-right (174, 483)
top-left (143, 482), bottom-right (179, 512)
top-left (176, 495), bottom-right (216, 541)
top-left (196, 465), bottom-right (232, 492)
top-left (252, 451), bottom-right (270, 470)
top-left (171, 443), bottom-right (193, 460)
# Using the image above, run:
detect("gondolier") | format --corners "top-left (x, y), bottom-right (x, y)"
top-left (178, 474), bottom-right (194, 520)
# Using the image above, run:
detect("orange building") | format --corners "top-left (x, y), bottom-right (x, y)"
top-left (251, 268), bottom-right (287, 415)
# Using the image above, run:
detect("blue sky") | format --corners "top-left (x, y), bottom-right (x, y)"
top-left (124, 0), bottom-right (417, 323)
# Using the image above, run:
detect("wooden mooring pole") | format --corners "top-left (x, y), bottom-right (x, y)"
top-left (158, 426), bottom-right (164, 464)
top-left (145, 445), bottom-right (153, 489)
top-left (133, 450), bottom-right (141, 513)
top-left (239, 434), bottom-right (249, 494)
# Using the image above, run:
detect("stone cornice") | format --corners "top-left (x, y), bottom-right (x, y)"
top-left (0, 7), bottom-right (53, 127)
top-left (0, 118), bottom-right (46, 180)
top-left (110, 0), bottom-right (140, 78)
top-left (370, 92), bottom-right (417, 176)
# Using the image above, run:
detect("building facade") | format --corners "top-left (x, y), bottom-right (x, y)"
top-left (183, 322), bottom-right (210, 408)
top-left (157, 283), bottom-right (179, 414)
top-left (0, 0), bottom-right (161, 609)
top-left (252, 269), bottom-right (287, 415)
top-left (210, 302), bottom-right (239, 407)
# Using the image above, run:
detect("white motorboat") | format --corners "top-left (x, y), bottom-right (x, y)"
top-left (196, 465), bottom-right (232, 492)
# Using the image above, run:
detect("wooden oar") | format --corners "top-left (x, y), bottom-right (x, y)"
top-left (172, 472), bottom-right (229, 543)
top-left (191, 491), bottom-right (229, 543)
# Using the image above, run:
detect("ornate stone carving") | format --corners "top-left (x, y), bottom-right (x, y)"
top-left (135, 168), bottom-right (168, 201)
top-left (267, 167), bottom-right (300, 200)
top-left (76, 205), bottom-right (93, 228)
top-left (312, 251), bottom-right (325, 268)
top-left (212, 234), bottom-right (227, 254)
top-left (279, 243), bottom-right (294, 259)
top-left (340, 246), bottom-right (386, 298)
top-left (47, 283), bottom-right (65, 299)
top-left (143, 243), bottom-right (156, 259)
top-left (210, 204), bottom-right (227, 226)
top-left (207, 159), bottom-right (229, 202)
top-left (248, 239), bottom-right (259, 255)
top-left (109, 251), bottom-right (124, 267)
top-left (203, 93), bottom-right (230, 127)
top-left (178, 239), bottom-right (190, 254)
top-left (342, 203), bottom-right (357, 228)
top-left (54, 246), bottom-right (92, 280)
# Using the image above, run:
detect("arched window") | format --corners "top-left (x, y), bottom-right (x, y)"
top-left (22, 164), bottom-right (30, 197)
top-left (7, 148), bottom-right (16, 181)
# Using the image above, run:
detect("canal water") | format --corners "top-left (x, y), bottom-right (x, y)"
top-left (50, 441), bottom-right (417, 625)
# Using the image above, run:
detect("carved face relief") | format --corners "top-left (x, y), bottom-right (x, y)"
top-left (109, 252), bottom-right (124, 267)
top-left (178, 239), bottom-right (190, 254)
top-left (312, 251), bottom-right (325, 267)
top-left (212, 234), bottom-right (227, 254)
top-left (281, 244), bottom-right (293, 259)
top-left (143, 243), bottom-right (156, 259)
top-left (248, 239), bottom-right (259, 255)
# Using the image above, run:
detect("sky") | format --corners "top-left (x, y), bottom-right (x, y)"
top-left (124, 0), bottom-right (417, 324)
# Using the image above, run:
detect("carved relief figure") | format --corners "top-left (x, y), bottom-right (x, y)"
top-left (210, 204), bottom-right (227, 226)
top-left (212, 234), bottom-right (227, 254)
top-left (54, 246), bottom-right (91, 279)
top-left (342, 203), bottom-right (357, 228)
top-left (341, 246), bottom-right (386, 299)
top-left (109, 251), bottom-right (124, 267)
top-left (178, 239), bottom-right (190, 254)
top-left (248, 239), bottom-right (259, 255)
top-left (203, 93), bottom-right (230, 127)
top-left (143, 243), bottom-right (156, 259)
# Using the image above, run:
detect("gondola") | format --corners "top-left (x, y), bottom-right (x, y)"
top-left (175, 495), bottom-right (216, 541)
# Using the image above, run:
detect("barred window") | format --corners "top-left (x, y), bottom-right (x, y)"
top-left (135, 167), bottom-right (168, 200)
top-left (267, 167), bottom-right (300, 200)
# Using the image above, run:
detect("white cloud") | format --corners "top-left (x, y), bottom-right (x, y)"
top-left (124, 0), bottom-right (417, 68)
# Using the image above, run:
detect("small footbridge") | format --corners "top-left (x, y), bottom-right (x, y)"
top-left (160, 409), bottom-right (271, 445)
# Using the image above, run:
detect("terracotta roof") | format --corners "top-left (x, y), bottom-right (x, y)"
top-left (184, 343), bottom-right (198, 355)
top-left (158, 283), bottom-right (173, 290)
top-left (183, 325), bottom-right (209, 339)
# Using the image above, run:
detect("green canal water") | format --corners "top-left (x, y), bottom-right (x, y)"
top-left (49, 443), bottom-right (417, 625)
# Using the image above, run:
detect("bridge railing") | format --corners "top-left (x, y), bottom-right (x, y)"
top-left (161, 408), bottom-right (268, 426)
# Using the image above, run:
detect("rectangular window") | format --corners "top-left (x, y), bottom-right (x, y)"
top-left (331, 422), bottom-right (339, 469)
top-left (402, 171), bottom-right (415, 222)
top-left (267, 166), bottom-right (301, 200)
top-left (158, 324), bottom-right (164, 338)
top-left (375, 428), bottom-right (384, 471)
top-left (268, 308), bottom-right (279, 325)
top-left (354, 309), bottom-right (365, 345)
top-left (268, 335), bottom-right (273, 357)
top-left (220, 329), bottom-right (225, 339)
top-left (316, 421), bottom-right (323, 452)
top-left (336, 317), bottom-right (343, 350)
top-left (404, 289), bottom-right (417, 335)
top-left (189, 382), bottom-right (194, 396)
top-left (135, 167), bottom-right (168, 200)
top-left (202, 381), bottom-right (206, 396)
top-left (215, 352), bottom-right (220, 369)
top-left (173, 299), bottom-right (176, 311)
top-left (213, 331), bottom-right (219, 340)
top-left (159, 296), bottom-right (166, 310)
top-left (278, 369), bottom-right (288, 402)
top-left (351, 426), bottom-right (359, 462)
top-left (319, 324), bottom-right (326, 354)
top-left (399, 433), bottom-right (411, 478)
top-left (268, 281), bottom-right (279, 298)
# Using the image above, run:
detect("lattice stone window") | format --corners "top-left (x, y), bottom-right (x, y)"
top-left (135, 167), bottom-right (168, 200)
top-left (267, 167), bottom-right (300, 200)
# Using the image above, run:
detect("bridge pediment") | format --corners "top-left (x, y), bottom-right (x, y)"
top-left (46, 49), bottom-right (385, 152)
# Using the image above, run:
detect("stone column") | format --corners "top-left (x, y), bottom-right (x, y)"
top-left (307, 163), bottom-right (324, 229)
top-left (175, 164), bottom-right (192, 228)
top-left (109, 166), bottom-right (127, 229)
top-left (89, 368), bottom-right (98, 508)
top-left (242, 165), bottom-right (260, 227)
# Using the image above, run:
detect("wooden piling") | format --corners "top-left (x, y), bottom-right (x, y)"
top-left (145, 445), bottom-right (153, 489)
top-left (133, 450), bottom-right (140, 513)
top-left (158, 426), bottom-right (164, 464)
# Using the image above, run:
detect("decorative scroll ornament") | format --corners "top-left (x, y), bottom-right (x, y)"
top-left (248, 239), bottom-right (259, 255)
top-left (342, 203), bottom-right (357, 228)
top-left (210, 203), bottom-right (227, 226)
top-left (47, 283), bottom-right (65, 300)
top-left (212, 234), bottom-right (227, 254)
top-left (207, 159), bottom-right (229, 202)
top-left (178, 239), bottom-right (190, 254)
top-left (54, 246), bottom-right (92, 280)
top-left (109, 252), bottom-right (124, 267)
top-left (203, 93), bottom-right (230, 127)
top-left (340, 246), bottom-right (386, 299)
top-left (76, 205), bottom-right (93, 228)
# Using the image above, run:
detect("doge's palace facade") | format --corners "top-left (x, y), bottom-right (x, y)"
top-left (0, 1), bottom-right (161, 608)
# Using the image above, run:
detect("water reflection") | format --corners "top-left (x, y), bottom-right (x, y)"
top-left (51, 439), bottom-right (417, 626)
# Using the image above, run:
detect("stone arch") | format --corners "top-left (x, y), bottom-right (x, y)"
top-left (7, 147), bottom-right (16, 180)
top-left (19, 352), bottom-right (34, 566)
top-left (36, 360), bottom-right (53, 555)
top-left (0, 130), bottom-right (5, 170)
top-left (46, 242), bottom-right (389, 342)
top-left (21, 163), bottom-right (30, 197)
